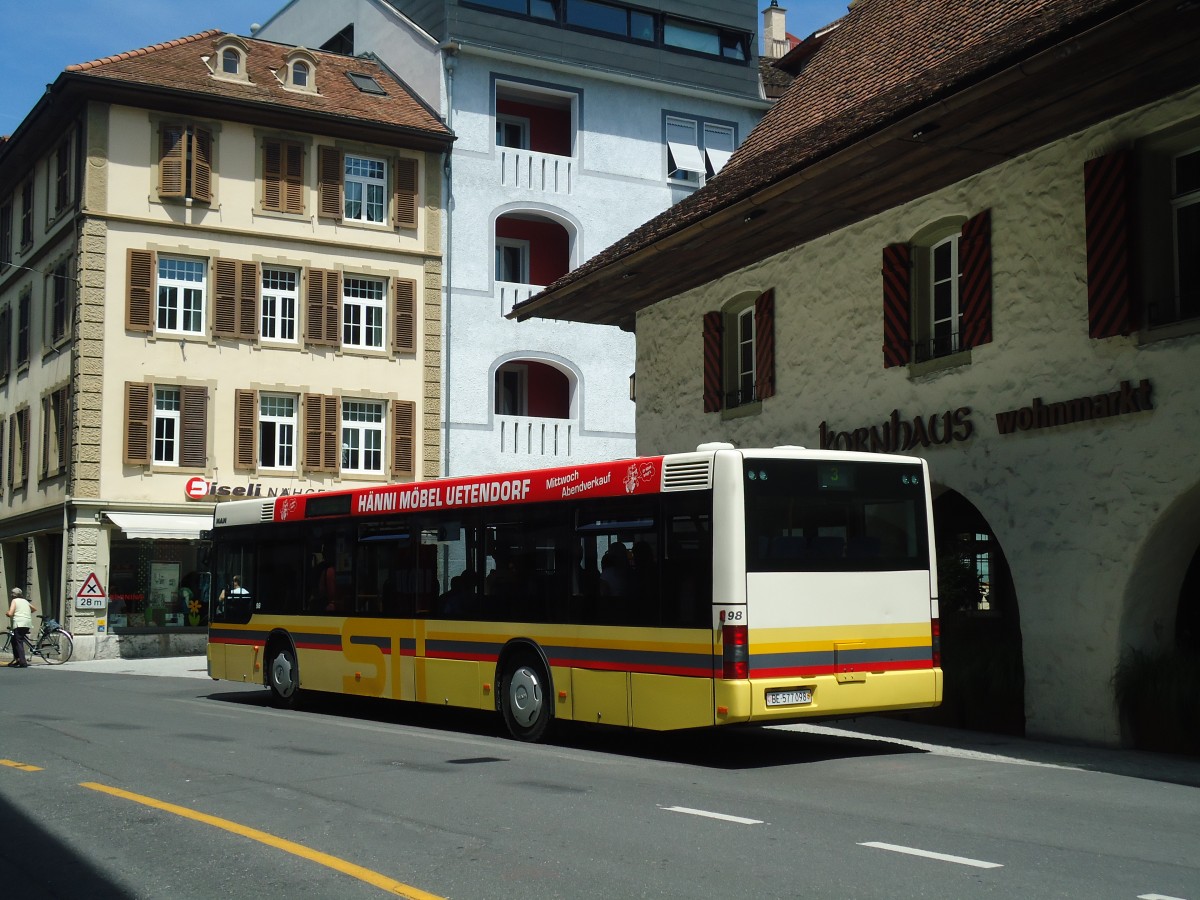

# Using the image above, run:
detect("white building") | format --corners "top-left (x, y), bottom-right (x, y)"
top-left (257, 0), bottom-right (769, 476)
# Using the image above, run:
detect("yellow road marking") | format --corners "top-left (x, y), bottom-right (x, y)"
top-left (80, 782), bottom-right (445, 899)
top-left (0, 759), bottom-right (43, 772)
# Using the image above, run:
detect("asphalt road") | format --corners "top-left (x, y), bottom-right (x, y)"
top-left (1, 658), bottom-right (1197, 899)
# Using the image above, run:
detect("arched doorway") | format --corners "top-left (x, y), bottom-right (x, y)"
top-left (914, 489), bottom-right (1025, 735)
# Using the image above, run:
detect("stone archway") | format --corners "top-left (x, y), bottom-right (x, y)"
top-left (913, 489), bottom-right (1026, 735)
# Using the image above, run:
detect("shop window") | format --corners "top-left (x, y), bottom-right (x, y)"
top-left (318, 147), bottom-right (417, 229)
top-left (883, 210), bottom-right (992, 368)
top-left (702, 289), bottom-right (775, 413)
top-left (158, 123), bottom-right (213, 203)
top-left (109, 537), bottom-right (210, 630)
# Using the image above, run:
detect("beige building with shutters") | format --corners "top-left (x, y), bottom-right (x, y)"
top-left (0, 30), bottom-right (452, 657)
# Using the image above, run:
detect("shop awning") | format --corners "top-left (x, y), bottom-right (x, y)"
top-left (105, 512), bottom-right (212, 540)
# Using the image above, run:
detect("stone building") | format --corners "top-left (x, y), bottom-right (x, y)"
top-left (513, 0), bottom-right (1200, 745)
top-left (0, 32), bottom-right (451, 657)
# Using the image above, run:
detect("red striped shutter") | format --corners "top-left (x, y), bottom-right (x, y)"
top-left (882, 243), bottom-right (911, 367)
top-left (959, 209), bottom-right (993, 350)
top-left (702, 311), bottom-right (723, 413)
top-left (1084, 151), bottom-right (1136, 338)
top-left (754, 289), bottom-right (775, 401)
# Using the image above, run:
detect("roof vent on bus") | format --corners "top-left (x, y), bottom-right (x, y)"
top-left (696, 442), bottom-right (735, 452)
top-left (259, 501), bottom-right (275, 522)
top-left (663, 457), bottom-right (713, 491)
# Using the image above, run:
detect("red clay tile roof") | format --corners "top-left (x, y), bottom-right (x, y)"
top-left (520, 0), bottom-right (1133, 306)
top-left (65, 30), bottom-right (449, 138)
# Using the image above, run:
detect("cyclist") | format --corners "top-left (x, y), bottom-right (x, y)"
top-left (6, 587), bottom-right (37, 668)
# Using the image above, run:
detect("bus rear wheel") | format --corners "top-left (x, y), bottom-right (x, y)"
top-left (267, 643), bottom-right (300, 709)
top-left (500, 656), bottom-right (551, 742)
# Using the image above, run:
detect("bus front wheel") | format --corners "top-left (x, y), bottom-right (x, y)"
top-left (268, 643), bottom-right (300, 709)
top-left (500, 656), bottom-right (551, 742)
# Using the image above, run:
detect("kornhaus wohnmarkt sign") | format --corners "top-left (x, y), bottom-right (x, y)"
top-left (817, 378), bottom-right (1153, 453)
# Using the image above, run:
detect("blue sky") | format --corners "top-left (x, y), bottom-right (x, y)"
top-left (0, 0), bottom-right (850, 135)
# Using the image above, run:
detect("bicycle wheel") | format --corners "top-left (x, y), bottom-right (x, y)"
top-left (39, 629), bottom-right (73, 665)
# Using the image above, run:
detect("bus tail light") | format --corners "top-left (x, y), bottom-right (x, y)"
top-left (931, 617), bottom-right (941, 668)
top-left (722, 624), bottom-right (749, 680)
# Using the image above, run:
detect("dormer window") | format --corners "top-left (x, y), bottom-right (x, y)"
top-left (211, 37), bottom-right (251, 83)
top-left (283, 49), bottom-right (318, 93)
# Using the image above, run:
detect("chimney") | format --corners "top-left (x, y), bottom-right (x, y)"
top-left (763, 1), bottom-right (789, 60)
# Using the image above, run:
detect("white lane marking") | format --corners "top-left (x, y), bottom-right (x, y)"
top-left (1138, 894), bottom-right (1188, 900)
top-left (859, 841), bottom-right (1003, 869)
top-left (661, 806), bottom-right (764, 825)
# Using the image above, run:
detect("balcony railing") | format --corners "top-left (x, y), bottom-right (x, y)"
top-left (496, 280), bottom-right (545, 315)
top-left (498, 415), bottom-right (575, 460)
top-left (498, 147), bottom-right (573, 195)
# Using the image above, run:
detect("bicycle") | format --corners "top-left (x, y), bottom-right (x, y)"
top-left (2, 615), bottom-right (74, 665)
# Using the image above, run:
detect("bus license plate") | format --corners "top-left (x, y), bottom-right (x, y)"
top-left (766, 688), bottom-right (812, 707)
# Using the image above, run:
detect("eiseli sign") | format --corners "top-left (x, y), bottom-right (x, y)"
top-left (184, 477), bottom-right (325, 501)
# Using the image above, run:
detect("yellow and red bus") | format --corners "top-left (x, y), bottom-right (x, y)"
top-left (206, 444), bottom-right (941, 740)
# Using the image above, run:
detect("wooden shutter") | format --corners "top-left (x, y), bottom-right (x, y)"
top-left (702, 311), bottom-right (723, 413)
top-left (180, 385), bottom-right (208, 468)
top-left (124, 382), bottom-right (152, 465)
top-left (1084, 151), bottom-right (1136, 338)
top-left (40, 395), bottom-right (50, 479)
top-left (392, 399), bottom-right (416, 477)
top-left (55, 387), bottom-right (69, 478)
top-left (264, 140), bottom-right (304, 214)
top-left (6, 414), bottom-right (13, 489)
top-left (303, 393), bottom-right (339, 473)
top-left (754, 289), bottom-right (776, 401)
top-left (393, 278), bottom-right (416, 353)
top-left (234, 388), bottom-right (257, 471)
top-left (263, 139), bottom-right (283, 211)
top-left (213, 258), bottom-right (258, 339)
top-left (159, 125), bottom-right (185, 197)
top-left (882, 243), bottom-right (912, 368)
top-left (305, 267), bottom-right (340, 346)
top-left (284, 141), bottom-right (305, 214)
top-left (126, 249), bottom-right (155, 333)
top-left (19, 409), bottom-right (29, 486)
top-left (959, 209), bottom-right (993, 350)
top-left (191, 127), bottom-right (213, 204)
top-left (393, 157), bottom-right (418, 230)
top-left (318, 146), bottom-right (343, 221)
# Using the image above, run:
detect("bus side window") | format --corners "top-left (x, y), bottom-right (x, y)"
top-left (664, 504), bottom-right (712, 628)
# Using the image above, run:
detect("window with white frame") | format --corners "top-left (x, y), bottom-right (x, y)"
top-left (342, 275), bottom-right (385, 349)
top-left (735, 307), bottom-right (755, 407)
top-left (666, 115), bottom-right (736, 186)
top-left (495, 239), bottom-right (530, 284)
top-left (927, 233), bottom-right (962, 359)
top-left (1170, 146), bottom-right (1200, 323)
top-left (343, 154), bottom-right (386, 223)
top-left (495, 363), bottom-right (528, 415)
top-left (154, 387), bottom-right (181, 465)
top-left (261, 266), bottom-right (298, 342)
top-left (341, 400), bottom-right (384, 473)
top-left (157, 257), bottom-right (206, 334)
top-left (496, 115), bottom-right (529, 149)
top-left (259, 393), bottom-right (296, 470)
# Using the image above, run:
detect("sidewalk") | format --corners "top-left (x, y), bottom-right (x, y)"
top-left (9, 651), bottom-right (1200, 787)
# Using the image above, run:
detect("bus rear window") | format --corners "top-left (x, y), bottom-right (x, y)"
top-left (744, 460), bottom-right (929, 572)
